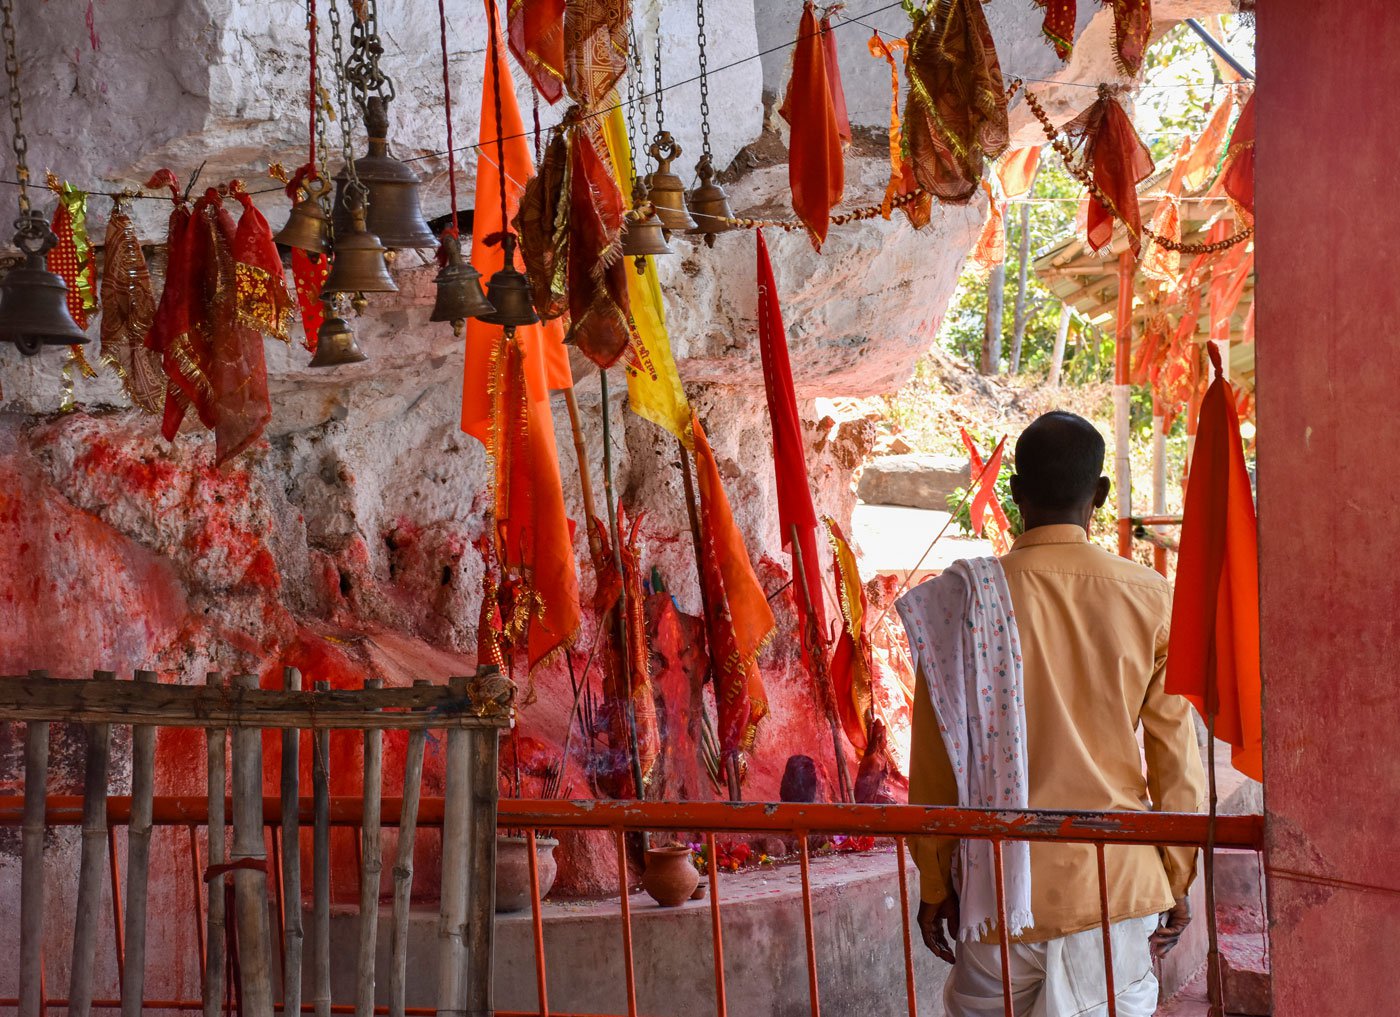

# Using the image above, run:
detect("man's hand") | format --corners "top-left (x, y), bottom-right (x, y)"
top-left (1150, 896), bottom-right (1192, 959)
top-left (917, 895), bottom-right (960, 965)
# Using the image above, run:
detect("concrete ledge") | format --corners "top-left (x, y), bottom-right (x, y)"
top-left (326, 850), bottom-right (950, 1017)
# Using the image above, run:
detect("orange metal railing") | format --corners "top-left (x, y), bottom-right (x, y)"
top-left (0, 795), bottom-right (1264, 1017)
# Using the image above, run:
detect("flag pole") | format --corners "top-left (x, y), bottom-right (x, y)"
top-left (599, 366), bottom-right (647, 803)
top-left (790, 524), bottom-right (853, 803)
top-left (563, 384), bottom-right (605, 561)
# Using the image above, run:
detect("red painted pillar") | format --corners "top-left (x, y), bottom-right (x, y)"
top-left (1258, 5), bottom-right (1400, 1012)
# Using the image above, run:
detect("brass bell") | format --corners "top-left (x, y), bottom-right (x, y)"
top-left (479, 233), bottom-right (539, 329)
top-left (430, 232), bottom-right (494, 335)
top-left (621, 180), bottom-right (673, 273)
top-left (644, 131), bottom-right (697, 235)
top-left (309, 297), bottom-right (368, 367)
top-left (332, 96), bottom-right (438, 251)
top-left (322, 204), bottom-right (397, 303)
top-left (686, 153), bottom-right (735, 249)
top-left (275, 178), bottom-right (333, 254)
top-left (0, 210), bottom-right (88, 356)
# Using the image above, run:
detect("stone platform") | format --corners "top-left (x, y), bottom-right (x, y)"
top-left (327, 849), bottom-right (951, 1017)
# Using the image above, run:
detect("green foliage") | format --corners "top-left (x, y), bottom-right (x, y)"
top-left (946, 470), bottom-right (1022, 539)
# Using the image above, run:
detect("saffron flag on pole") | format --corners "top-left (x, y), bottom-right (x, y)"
top-left (780, 2), bottom-right (845, 251)
top-left (464, 0), bottom-right (579, 674)
top-left (966, 434), bottom-right (1007, 537)
top-left (756, 229), bottom-right (827, 645)
top-left (1165, 344), bottom-right (1262, 780)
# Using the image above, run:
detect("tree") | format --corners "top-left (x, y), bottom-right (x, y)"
top-left (981, 255), bottom-right (1005, 375)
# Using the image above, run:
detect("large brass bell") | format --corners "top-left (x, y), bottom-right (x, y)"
top-left (275, 178), bottom-right (333, 254)
top-left (0, 210), bottom-right (89, 356)
top-left (621, 180), bottom-right (673, 273)
top-left (309, 297), bottom-right (368, 367)
top-left (429, 232), bottom-right (494, 335)
top-left (644, 132), bottom-right (697, 235)
top-left (332, 96), bottom-right (438, 251)
top-left (686, 153), bottom-right (735, 249)
top-left (479, 233), bottom-right (539, 329)
top-left (322, 204), bottom-right (397, 308)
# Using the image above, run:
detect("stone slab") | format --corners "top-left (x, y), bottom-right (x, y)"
top-left (858, 453), bottom-right (972, 510)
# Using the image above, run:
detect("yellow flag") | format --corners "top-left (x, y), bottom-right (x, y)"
top-left (600, 106), bottom-right (694, 448)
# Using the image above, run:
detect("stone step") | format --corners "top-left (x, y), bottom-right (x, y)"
top-left (1220, 930), bottom-right (1272, 1015)
top-left (858, 452), bottom-right (970, 509)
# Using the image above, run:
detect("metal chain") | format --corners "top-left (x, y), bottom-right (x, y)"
top-left (0, 0), bottom-right (29, 213)
top-left (695, 0), bottom-right (711, 160)
top-left (343, 0), bottom-right (393, 113)
top-left (630, 23), bottom-right (651, 173)
top-left (326, 0), bottom-right (365, 205)
top-left (651, 21), bottom-right (665, 140)
top-left (312, 7), bottom-right (336, 221)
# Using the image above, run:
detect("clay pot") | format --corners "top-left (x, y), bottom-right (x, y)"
top-left (495, 835), bottom-right (559, 913)
top-left (641, 845), bottom-right (700, 907)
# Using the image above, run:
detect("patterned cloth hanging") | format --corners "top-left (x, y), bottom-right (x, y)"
top-left (780, 2), bottom-right (846, 250)
top-left (231, 183), bottom-right (294, 342)
top-left (99, 205), bottom-right (165, 414)
top-left (1220, 91), bottom-right (1255, 222)
top-left (509, 0), bottom-right (566, 104)
top-left (1140, 136), bottom-right (1190, 283)
top-left (1062, 89), bottom-right (1154, 256)
top-left (867, 31), bottom-right (931, 228)
top-left (903, 0), bottom-right (1009, 205)
top-left (290, 249), bottom-right (330, 353)
top-left (45, 177), bottom-right (100, 399)
top-left (562, 0), bottom-right (632, 110)
top-left (1032, 0), bottom-right (1152, 77)
top-left (825, 516), bottom-right (875, 754)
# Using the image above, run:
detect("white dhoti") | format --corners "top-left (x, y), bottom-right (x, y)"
top-left (944, 915), bottom-right (1160, 1017)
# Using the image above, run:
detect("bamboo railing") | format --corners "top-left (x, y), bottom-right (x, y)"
top-left (3, 666), bottom-right (513, 1017)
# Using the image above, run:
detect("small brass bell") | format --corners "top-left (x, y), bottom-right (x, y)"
top-left (621, 181), bottom-right (672, 273)
top-left (430, 232), bottom-right (494, 335)
top-left (332, 96), bottom-right (438, 251)
top-left (322, 204), bottom-right (397, 304)
top-left (686, 153), bottom-right (735, 249)
top-left (0, 210), bottom-right (89, 356)
top-left (309, 297), bottom-right (368, 367)
top-left (479, 233), bottom-right (539, 329)
top-left (644, 131), bottom-right (697, 235)
top-left (275, 178), bottom-right (333, 254)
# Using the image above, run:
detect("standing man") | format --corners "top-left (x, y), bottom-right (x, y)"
top-left (909, 411), bottom-right (1206, 1016)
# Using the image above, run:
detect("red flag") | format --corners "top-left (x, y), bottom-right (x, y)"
top-left (508, 0), bottom-right (565, 104)
top-left (960, 429), bottom-right (1010, 539)
top-left (967, 435), bottom-right (1006, 536)
top-left (820, 8), bottom-right (851, 147)
top-left (1033, 1), bottom-right (1151, 75)
top-left (779, 2), bottom-right (845, 251)
top-left (1221, 91), bottom-right (1255, 221)
top-left (756, 230), bottom-right (826, 645)
top-left (1165, 344), bottom-right (1261, 780)
top-left (1064, 93), bottom-right (1154, 257)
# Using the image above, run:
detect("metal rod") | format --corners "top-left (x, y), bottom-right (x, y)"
top-left (282, 667), bottom-right (304, 1017)
top-left (613, 830), bottom-right (639, 1017)
top-left (19, 711), bottom-right (50, 1017)
top-left (387, 681), bottom-right (429, 1017)
top-left (526, 830), bottom-right (550, 1017)
top-left (121, 670), bottom-right (159, 1017)
top-left (271, 828), bottom-right (287, 976)
top-left (1097, 843), bottom-right (1118, 1017)
top-left (188, 825), bottom-right (206, 984)
top-left (107, 823), bottom-right (126, 989)
top-left (69, 670), bottom-right (115, 1017)
top-left (1205, 706), bottom-right (1223, 1017)
top-left (992, 840), bottom-right (1013, 1017)
top-left (704, 833), bottom-right (728, 1017)
top-left (203, 673), bottom-right (227, 1017)
top-left (356, 678), bottom-right (385, 1017)
top-left (895, 838), bottom-right (917, 1017)
top-left (1114, 250), bottom-right (1135, 560)
top-left (798, 836), bottom-right (821, 1017)
top-left (1183, 19), bottom-right (1256, 80)
top-left (311, 682), bottom-right (332, 1017)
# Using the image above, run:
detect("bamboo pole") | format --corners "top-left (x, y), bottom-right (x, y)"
top-left (281, 667), bottom-right (304, 1017)
top-left (464, 729), bottom-right (501, 1017)
top-left (598, 367), bottom-right (646, 802)
top-left (356, 678), bottom-right (384, 1017)
top-left (204, 673), bottom-right (227, 1017)
top-left (19, 674), bottom-right (50, 1017)
top-left (231, 672), bottom-right (274, 1017)
top-left (67, 670), bottom-right (115, 1017)
top-left (437, 675), bottom-right (471, 1017)
top-left (563, 383), bottom-right (603, 559)
top-left (120, 670), bottom-right (158, 1017)
top-left (1114, 251), bottom-right (1135, 559)
top-left (790, 526), bottom-right (853, 803)
top-left (311, 681), bottom-right (332, 1017)
top-left (387, 680), bottom-right (429, 1017)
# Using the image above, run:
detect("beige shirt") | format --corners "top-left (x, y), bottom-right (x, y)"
top-left (908, 524), bottom-right (1206, 942)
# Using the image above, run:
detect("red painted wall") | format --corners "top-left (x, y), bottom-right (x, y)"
top-left (1257, 5), bottom-right (1400, 1012)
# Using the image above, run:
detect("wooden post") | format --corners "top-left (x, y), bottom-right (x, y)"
top-left (204, 672), bottom-right (228, 1017)
top-left (311, 681), bottom-right (332, 1017)
top-left (19, 687), bottom-right (50, 1017)
top-left (465, 728), bottom-right (501, 1017)
top-left (68, 670), bottom-right (115, 1017)
top-left (1151, 395), bottom-right (1168, 576)
top-left (356, 678), bottom-right (385, 1017)
top-left (1114, 251), bottom-right (1135, 559)
top-left (437, 675), bottom-right (472, 1017)
top-left (563, 383), bottom-right (604, 560)
top-left (231, 672), bottom-right (274, 1017)
top-left (387, 680), bottom-right (429, 1017)
top-left (281, 667), bottom-right (304, 1017)
top-left (789, 525), bottom-right (852, 803)
top-left (1047, 303), bottom-right (1071, 388)
top-left (120, 670), bottom-right (159, 1017)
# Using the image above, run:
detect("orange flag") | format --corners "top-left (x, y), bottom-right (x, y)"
top-left (465, 1), bottom-right (579, 674)
top-left (996, 147), bottom-right (1042, 199)
top-left (693, 414), bottom-right (776, 764)
top-left (968, 435), bottom-right (1007, 537)
top-left (462, 0), bottom-right (573, 442)
top-left (780, 2), bottom-right (845, 251)
top-left (1181, 91), bottom-right (1235, 193)
top-left (1166, 345), bottom-right (1262, 780)
top-left (1220, 91), bottom-right (1255, 221)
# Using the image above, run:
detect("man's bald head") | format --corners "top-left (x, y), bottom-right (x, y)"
top-left (1010, 412), bottom-right (1109, 523)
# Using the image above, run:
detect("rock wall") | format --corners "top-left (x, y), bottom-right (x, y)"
top-left (0, 0), bottom-right (1227, 995)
